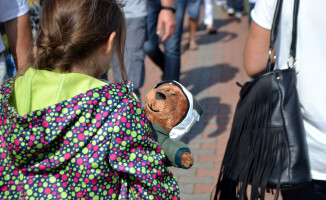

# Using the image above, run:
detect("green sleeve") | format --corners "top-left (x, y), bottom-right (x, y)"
top-left (150, 122), bottom-right (191, 169)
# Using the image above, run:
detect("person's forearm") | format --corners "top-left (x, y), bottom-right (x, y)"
top-left (160, 0), bottom-right (174, 6)
top-left (4, 13), bottom-right (32, 73)
top-left (243, 21), bottom-right (271, 78)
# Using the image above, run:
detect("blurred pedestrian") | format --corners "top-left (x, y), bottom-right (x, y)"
top-left (226, 0), bottom-right (243, 18)
top-left (187, 0), bottom-right (201, 50)
top-left (204, 0), bottom-right (217, 34)
top-left (187, 0), bottom-right (217, 50)
top-left (111, 0), bottom-right (148, 99)
top-left (0, 0), bottom-right (32, 83)
top-left (29, 0), bottom-right (43, 40)
top-left (145, 0), bottom-right (186, 82)
top-left (112, 0), bottom-right (177, 99)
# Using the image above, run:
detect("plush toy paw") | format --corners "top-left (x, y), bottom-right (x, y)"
top-left (144, 81), bottom-right (203, 169)
top-left (181, 152), bottom-right (194, 169)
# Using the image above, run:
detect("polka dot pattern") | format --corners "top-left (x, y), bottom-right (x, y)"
top-left (0, 79), bottom-right (180, 199)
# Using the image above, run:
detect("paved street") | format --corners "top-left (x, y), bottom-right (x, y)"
top-left (139, 4), bottom-right (277, 200)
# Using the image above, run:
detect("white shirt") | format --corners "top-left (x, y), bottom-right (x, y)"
top-left (0, 0), bottom-right (29, 53)
top-left (252, 0), bottom-right (326, 180)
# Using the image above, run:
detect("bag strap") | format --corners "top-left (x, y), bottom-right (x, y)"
top-left (268, 0), bottom-right (283, 53)
top-left (289, 0), bottom-right (300, 66)
top-left (266, 0), bottom-right (300, 72)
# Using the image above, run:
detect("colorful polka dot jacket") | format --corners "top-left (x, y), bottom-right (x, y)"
top-left (0, 78), bottom-right (180, 199)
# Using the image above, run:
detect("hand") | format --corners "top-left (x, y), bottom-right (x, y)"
top-left (157, 9), bottom-right (176, 42)
top-left (181, 152), bottom-right (194, 169)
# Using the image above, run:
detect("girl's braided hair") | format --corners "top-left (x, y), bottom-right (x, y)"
top-left (32, 0), bottom-right (127, 81)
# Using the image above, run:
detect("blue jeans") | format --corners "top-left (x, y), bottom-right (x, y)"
top-left (282, 180), bottom-right (326, 200)
top-left (227, 0), bottom-right (243, 12)
top-left (144, 0), bottom-right (187, 81)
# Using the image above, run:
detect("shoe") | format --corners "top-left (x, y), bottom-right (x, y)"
top-left (235, 12), bottom-right (242, 18)
top-left (206, 25), bottom-right (217, 34)
top-left (227, 8), bottom-right (235, 15)
top-left (189, 40), bottom-right (198, 51)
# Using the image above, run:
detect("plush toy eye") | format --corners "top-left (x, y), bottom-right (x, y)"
top-left (165, 90), bottom-right (170, 92)
top-left (171, 94), bottom-right (176, 96)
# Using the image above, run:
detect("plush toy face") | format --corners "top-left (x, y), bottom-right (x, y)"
top-left (144, 83), bottom-right (189, 133)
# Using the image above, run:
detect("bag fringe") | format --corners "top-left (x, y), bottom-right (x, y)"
top-left (214, 77), bottom-right (287, 200)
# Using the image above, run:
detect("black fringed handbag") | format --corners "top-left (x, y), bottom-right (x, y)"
top-left (214, 0), bottom-right (311, 199)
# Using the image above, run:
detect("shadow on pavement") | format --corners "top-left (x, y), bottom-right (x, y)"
top-left (213, 17), bottom-right (239, 29)
top-left (181, 18), bottom-right (238, 53)
top-left (206, 96), bottom-right (232, 138)
top-left (180, 63), bottom-right (239, 96)
top-left (180, 96), bottom-right (232, 144)
top-left (196, 30), bottom-right (237, 46)
top-left (182, 17), bottom-right (238, 33)
top-left (179, 63), bottom-right (239, 142)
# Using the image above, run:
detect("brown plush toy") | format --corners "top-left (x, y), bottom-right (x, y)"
top-left (144, 81), bottom-right (203, 169)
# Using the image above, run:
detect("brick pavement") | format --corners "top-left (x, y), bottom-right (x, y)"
top-left (140, 5), bottom-right (276, 200)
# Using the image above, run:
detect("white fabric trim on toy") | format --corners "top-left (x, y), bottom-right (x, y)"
top-left (153, 80), bottom-right (203, 141)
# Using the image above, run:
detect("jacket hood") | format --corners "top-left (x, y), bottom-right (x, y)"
top-left (0, 78), bottom-right (133, 172)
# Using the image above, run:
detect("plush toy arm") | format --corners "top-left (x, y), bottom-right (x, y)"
top-left (151, 122), bottom-right (193, 169)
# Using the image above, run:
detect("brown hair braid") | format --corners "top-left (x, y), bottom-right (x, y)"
top-left (32, 0), bottom-right (127, 81)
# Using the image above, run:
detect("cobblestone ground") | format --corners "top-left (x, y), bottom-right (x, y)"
top-left (140, 5), bottom-right (277, 200)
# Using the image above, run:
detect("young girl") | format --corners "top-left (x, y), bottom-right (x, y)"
top-left (0, 0), bottom-right (180, 199)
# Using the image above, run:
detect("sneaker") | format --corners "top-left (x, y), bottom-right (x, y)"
top-left (227, 8), bottom-right (235, 15)
top-left (235, 11), bottom-right (242, 18)
top-left (206, 25), bottom-right (217, 34)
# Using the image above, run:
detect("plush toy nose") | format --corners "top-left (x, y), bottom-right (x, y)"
top-left (155, 92), bottom-right (166, 100)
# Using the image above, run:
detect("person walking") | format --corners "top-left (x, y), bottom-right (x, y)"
top-left (112, 0), bottom-right (176, 99)
top-left (204, 0), bottom-right (218, 34)
top-left (187, 0), bottom-right (202, 50)
top-left (144, 0), bottom-right (187, 82)
top-left (226, 0), bottom-right (243, 18)
top-left (244, 0), bottom-right (326, 199)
